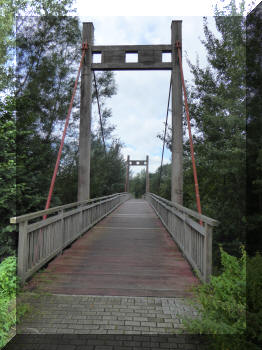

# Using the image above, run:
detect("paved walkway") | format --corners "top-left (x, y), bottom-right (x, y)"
top-left (16, 294), bottom-right (198, 335)
top-left (5, 294), bottom-right (205, 349)
top-left (26, 199), bottom-right (199, 297)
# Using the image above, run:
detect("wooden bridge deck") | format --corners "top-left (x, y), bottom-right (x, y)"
top-left (26, 199), bottom-right (199, 297)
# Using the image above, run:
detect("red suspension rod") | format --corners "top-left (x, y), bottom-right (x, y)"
top-left (43, 42), bottom-right (88, 219)
top-left (176, 41), bottom-right (203, 225)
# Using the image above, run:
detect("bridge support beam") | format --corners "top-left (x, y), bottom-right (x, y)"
top-left (78, 22), bottom-right (94, 201)
top-left (171, 20), bottom-right (183, 205)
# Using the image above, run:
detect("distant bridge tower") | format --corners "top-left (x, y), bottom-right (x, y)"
top-left (125, 155), bottom-right (150, 194)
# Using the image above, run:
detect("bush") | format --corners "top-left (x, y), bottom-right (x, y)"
top-left (0, 256), bottom-right (17, 348)
top-left (247, 252), bottom-right (262, 349)
top-left (182, 247), bottom-right (246, 349)
top-left (0, 256), bottom-right (17, 297)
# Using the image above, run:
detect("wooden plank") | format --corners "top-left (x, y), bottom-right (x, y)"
top-left (92, 44), bottom-right (172, 52)
top-left (28, 214), bottom-right (61, 233)
top-left (138, 49), bottom-right (162, 64)
top-left (25, 199), bottom-right (199, 297)
top-left (103, 49), bottom-right (125, 63)
top-left (17, 221), bottom-right (28, 283)
top-left (92, 62), bottom-right (172, 70)
top-left (204, 223), bottom-right (213, 282)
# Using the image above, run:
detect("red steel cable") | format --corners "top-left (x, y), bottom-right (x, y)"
top-left (43, 42), bottom-right (88, 219)
top-left (176, 41), bottom-right (203, 225)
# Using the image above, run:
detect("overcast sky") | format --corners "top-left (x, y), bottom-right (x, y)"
top-left (74, 0), bottom-right (259, 175)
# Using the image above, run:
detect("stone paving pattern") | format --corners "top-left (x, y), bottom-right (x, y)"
top-left (4, 294), bottom-right (207, 350)
top-left (6, 334), bottom-right (209, 350)
top-left (17, 294), bottom-right (198, 335)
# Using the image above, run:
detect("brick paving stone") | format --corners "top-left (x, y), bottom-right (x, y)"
top-left (14, 292), bottom-right (200, 348)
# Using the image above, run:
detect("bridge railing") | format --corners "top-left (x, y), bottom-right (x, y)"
top-left (145, 193), bottom-right (219, 282)
top-left (10, 193), bottom-right (130, 283)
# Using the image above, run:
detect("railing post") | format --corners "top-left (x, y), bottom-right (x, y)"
top-left (80, 204), bottom-right (84, 231)
top-left (204, 223), bottom-right (213, 282)
top-left (17, 221), bottom-right (28, 284)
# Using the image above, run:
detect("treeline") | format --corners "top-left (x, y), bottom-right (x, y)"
top-left (0, 2), bottom-right (126, 261)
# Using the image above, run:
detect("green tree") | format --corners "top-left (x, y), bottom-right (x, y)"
top-left (175, 1), bottom-right (246, 265)
top-left (0, 99), bottom-right (18, 258)
top-left (15, 15), bottom-right (82, 213)
top-left (183, 247), bottom-right (247, 349)
top-left (0, 2), bottom-right (77, 259)
top-left (246, 3), bottom-right (262, 256)
top-left (129, 170), bottom-right (146, 198)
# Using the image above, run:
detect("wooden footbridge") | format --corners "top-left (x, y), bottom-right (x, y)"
top-left (11, 20), bottom-right (219, 297)
top-left (11, 193), bottom-right (218, 296)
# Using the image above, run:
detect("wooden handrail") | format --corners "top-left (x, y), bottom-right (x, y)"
top-left (10, 193), bottom-right (127, 224)
top-left (148, 193), bottom-right (219, 227)
top-left (145, 193), bottom-right (219, 282)
top-left (11, 193), bottom-right (130, 283)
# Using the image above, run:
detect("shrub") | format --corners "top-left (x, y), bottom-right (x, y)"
top-left (246, 252), bottom-right (262, 349)
top-left (182, 246), bottom-right (246, 349)
top-left (0, 256), bottom-right (17, 348)
top-left (0, 256), bottom-right (17, 297)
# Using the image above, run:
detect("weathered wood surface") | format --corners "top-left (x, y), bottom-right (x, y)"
top-left (78, 22), bottom-right (94, 201)
top-left (91, 44), bottom-right (172, 70)
top-left (25, 199), bottom-right (199, 297)
top-left (11, 193), bottom-right (130, 283)
top-left (145, 193), bottom-right (218, 282)
top-left (171, 20), bottom-right (183, 204)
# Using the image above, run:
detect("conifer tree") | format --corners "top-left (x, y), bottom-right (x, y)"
top-left (186, 1), bottom-right (246, 262)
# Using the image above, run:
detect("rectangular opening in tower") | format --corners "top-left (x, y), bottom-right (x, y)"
top-left (125, 52), bottom-right (138, 63)
top-left (162, 52), bottom-right (171, 62)
top-left (93, 52), bottom-right (102, 63)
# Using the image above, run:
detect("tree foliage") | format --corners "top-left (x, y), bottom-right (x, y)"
top-left (0, 256), bottom-right (17, 348)
top-left (186, 4), bottom-right (246, 262)
top-left (246, 3), bottom-right (262, 255)
top-left (129, 170), bottom-right (146, 198)
top-left (183, 247), bottom-right (246, 341)
top-left (0, 3), bottom-right (125, 260)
